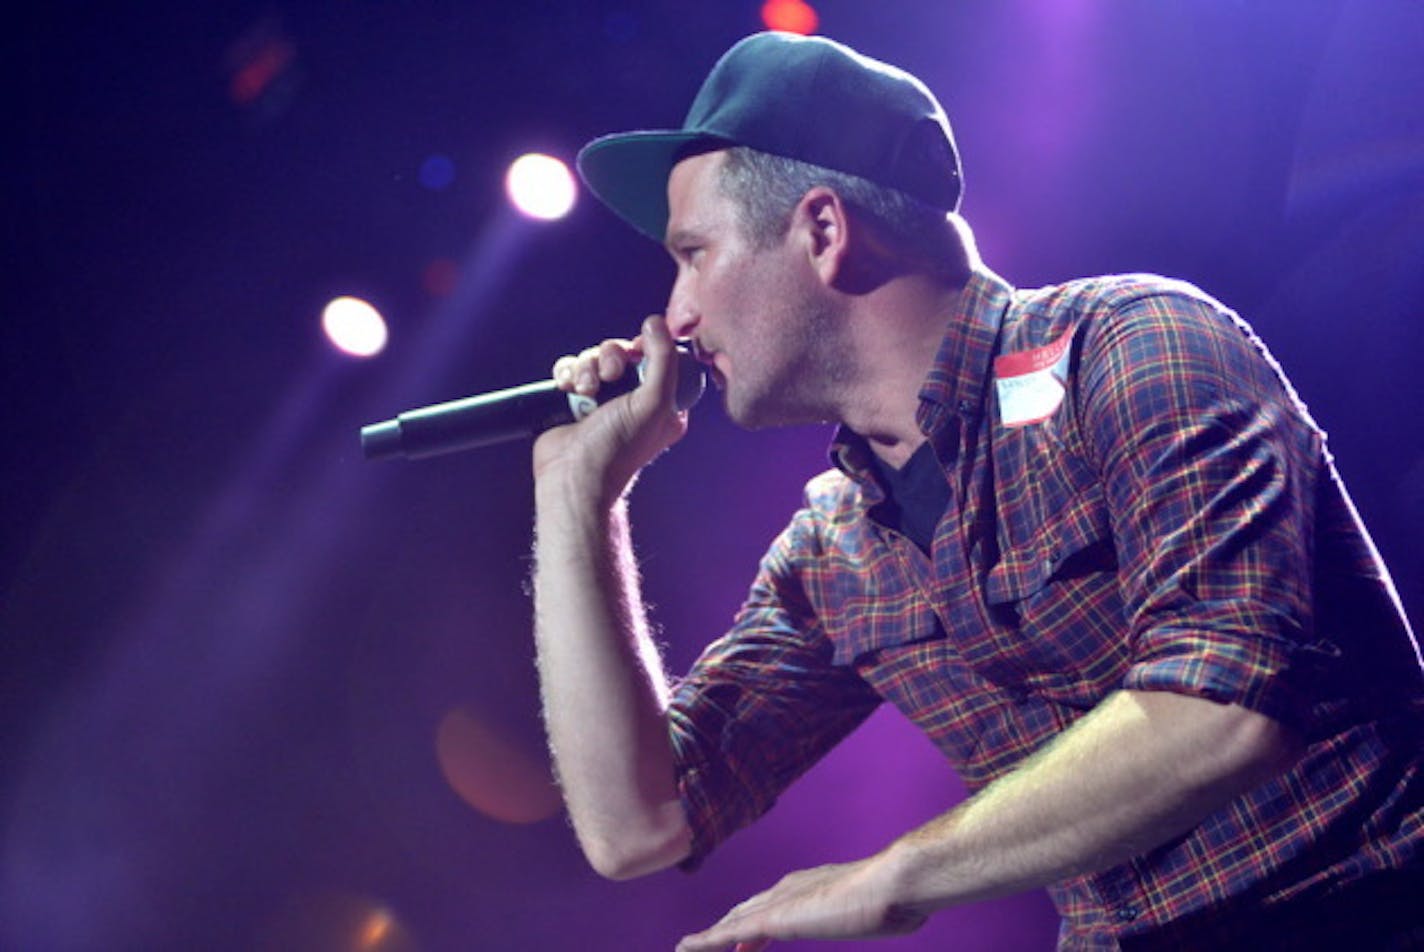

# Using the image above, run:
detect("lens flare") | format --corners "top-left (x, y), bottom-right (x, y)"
top-left (435, 707), bottom-right (561, 824)
top-left (504, 153), bottom-right (577, 221)
top-left (321, 296), bottom-right (388, 358)
top-left (761, 0), bottom-right (818, 35)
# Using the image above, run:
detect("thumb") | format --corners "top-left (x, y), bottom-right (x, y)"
top-left (633, 314), bottom-right (680, 413)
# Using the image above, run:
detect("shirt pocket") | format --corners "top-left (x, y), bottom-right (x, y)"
top-left (978, 484), bottom-right (1122, 694)
top-left (812, 544), bottom-right (948, 667)
top-left (986, 483), bottom-right (1113, 605)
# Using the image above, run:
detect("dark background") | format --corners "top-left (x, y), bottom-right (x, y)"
top-left (4, 2), bottom-right (1421, 949)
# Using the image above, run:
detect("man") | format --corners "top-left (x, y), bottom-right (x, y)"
top-left (530, 31), bottom-right (1423, 950)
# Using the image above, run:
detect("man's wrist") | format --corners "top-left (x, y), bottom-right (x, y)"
top-left (871, 835), bottom-right (934, 918)
top-left (872, 818), bottom-right (974, 920)
top-left (535, 459), bottom-right (622, 515)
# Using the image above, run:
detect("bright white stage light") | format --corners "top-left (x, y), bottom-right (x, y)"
top-left (322, 296), bottom-right (388, 358)
top-left (504, 153), bottom-right (577, 221)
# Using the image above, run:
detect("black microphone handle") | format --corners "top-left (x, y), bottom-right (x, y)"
top-left (360, 348), bottom-right (704, 462)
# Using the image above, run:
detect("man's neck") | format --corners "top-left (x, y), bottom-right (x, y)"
top-left (839, 274), bottom-right (968, 469)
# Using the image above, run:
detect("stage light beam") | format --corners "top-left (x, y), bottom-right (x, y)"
top-left (504, 153), bottom-right (577, 221)
top-left (322, 297), bottom-right (388, 358)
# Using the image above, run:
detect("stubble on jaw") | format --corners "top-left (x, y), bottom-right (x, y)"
top-left (722, 299), bottom-right (854, 431)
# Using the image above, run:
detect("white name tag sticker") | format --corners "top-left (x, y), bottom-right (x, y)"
top-left (994, 332), bottom-right (1072, 428)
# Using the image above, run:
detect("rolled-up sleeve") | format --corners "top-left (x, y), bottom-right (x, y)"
top-left (1077, 287), bottom-right (1324, 730)
top-left (667, 508), bottom-right (881, 868)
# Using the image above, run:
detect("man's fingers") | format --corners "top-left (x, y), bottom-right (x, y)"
top-left (676, 895), bottom-right (772, 952)
top-left (551, 355), bottom-right (577, 389)
top-left (635, 314), bottom-right (679, 408)
top-left (595, 339), bottom-right (630, 382)
top-left (574, 345), bottom-right (604, 394)
top-left (677, 923), bottom-right (770, 952)
top-left (548, 322), bottom-right (682, 413)
top-left (551, 339), bottom-right (638, 396)
top-left (676, 925), bottom-right (765, 952)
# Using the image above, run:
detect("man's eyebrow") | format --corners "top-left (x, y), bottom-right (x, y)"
top-left (664, 229), bottom-right (694, 252)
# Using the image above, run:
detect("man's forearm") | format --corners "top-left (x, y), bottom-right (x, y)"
top-left (882, 689), bottom-right (1301, 913)
top-left (676, 688), bottom-right (1301, 950)
top-left (532, 476), bottom-right (692, 879)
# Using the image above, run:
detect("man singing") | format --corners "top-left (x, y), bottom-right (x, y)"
top-left (530, 32), bottom-right (1423, 950)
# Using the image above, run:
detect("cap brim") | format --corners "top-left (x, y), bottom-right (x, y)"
top-left (576, 130), bottom-right (724, 243)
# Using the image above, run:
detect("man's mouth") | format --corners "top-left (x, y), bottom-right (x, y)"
top-left (687, 339), bottom-right (726, 390)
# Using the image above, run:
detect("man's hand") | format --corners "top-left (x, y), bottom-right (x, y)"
top-left (675, 854), bottom-right (926, 952)
top-left (533, 314), bottom-right (688, 507)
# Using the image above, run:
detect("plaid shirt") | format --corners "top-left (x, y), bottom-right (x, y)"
top-left (666, 268), bottom-right (1424, 948)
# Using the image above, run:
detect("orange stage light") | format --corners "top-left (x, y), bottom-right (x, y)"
top-left (761, 0), bottom-right (819, 35)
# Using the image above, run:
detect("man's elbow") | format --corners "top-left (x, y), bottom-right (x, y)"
top-left (1128, 689), bottom-right (1304, 791)
top-left (580, 815), bottom-right (694, 881)
top-left (1221, 704), bottom-right (1304, 784)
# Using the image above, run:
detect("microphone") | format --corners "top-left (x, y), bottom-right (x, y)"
top-left (360, 346), bottom-right (706, 461)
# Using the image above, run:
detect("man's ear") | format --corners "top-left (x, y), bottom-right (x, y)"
top-left (793, 186), bottom-right (851, 287)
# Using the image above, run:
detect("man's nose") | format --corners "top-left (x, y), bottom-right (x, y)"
top-left (665, 281), bottom-right (699, 338)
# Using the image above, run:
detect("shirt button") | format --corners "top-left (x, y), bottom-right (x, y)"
top-left (1115, 905), bottom-right (1140, 922)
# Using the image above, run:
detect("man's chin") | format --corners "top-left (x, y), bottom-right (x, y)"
top-left (723, 389), bottom-right (811, 431)
top-left (721, 389), bottom-right (765, 430)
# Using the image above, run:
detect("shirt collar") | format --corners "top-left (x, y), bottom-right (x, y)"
top-left (829, 267), bottom-right (1013, 489)
top-left (917, 266), bottom-right (1013, 424)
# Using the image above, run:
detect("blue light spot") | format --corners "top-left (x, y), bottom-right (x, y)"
top-left (419, 154), bottom-right (456, 191)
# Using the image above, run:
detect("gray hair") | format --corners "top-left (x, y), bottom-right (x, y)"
top-left (715, 145), bottom-right (968, 278)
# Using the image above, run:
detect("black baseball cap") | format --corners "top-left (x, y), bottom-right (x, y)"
top-left (577, 31), bottom-right (963, 242)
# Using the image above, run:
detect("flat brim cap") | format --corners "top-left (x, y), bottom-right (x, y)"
top-left (577, 31), bottom-right (962, 242)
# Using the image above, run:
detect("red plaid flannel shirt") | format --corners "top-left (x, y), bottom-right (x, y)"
top-left (666, 268), bottom-right (1423, 948)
